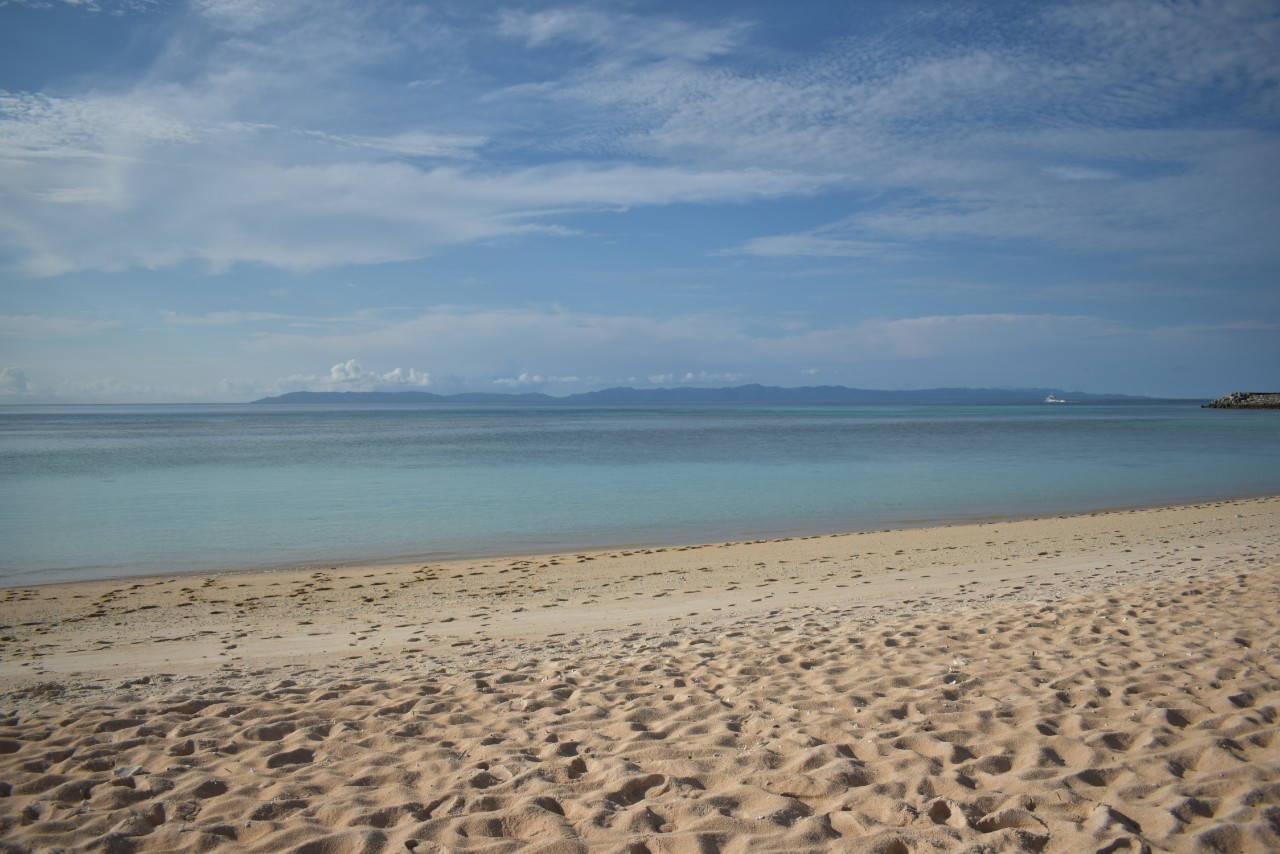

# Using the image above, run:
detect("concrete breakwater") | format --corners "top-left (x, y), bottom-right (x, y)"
top-left (1203, 391), bottom-right (1280, 408)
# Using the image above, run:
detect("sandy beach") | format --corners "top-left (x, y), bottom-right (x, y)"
top-left (1, 497), bottom-right (1278, 852)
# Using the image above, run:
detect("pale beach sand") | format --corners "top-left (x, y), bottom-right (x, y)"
top-left (2, 497), bottom-right (1278, 852)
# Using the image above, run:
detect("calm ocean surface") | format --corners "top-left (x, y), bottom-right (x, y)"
top-left (1, 402), bottom-right (1277, 586)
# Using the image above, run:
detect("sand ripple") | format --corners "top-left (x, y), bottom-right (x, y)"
top-left (3, 556), bottom-right (1279, 852)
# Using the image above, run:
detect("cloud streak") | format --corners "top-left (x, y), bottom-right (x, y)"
top-left (0, 314), bottom-right (122, 337)
top-left (497, 7), bottom-right (748, 62)
top-left (0, 90), bottom-right (821, 274)
top-left (0, 1), bottom-right (1274, 277)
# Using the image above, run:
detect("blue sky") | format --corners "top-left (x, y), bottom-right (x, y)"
top-left (1, 0), bottom-right (1277, 401)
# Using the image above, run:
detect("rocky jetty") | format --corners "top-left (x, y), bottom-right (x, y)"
top-left (1203, 391), bottom-right (1280, 409)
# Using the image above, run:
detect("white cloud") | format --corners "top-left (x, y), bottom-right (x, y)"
top-left (324, 359), bottom-right (431, 388)
top-left (0, 367), bottom-right (35, 395)
top-left (642, 371), bottom-right (749, 386)
top-left (492, 372), bottom-right (581, 388)
top-left (376, 366), bottom-right (431, 386)
top-left (281, 359), bottom-right (431, 391)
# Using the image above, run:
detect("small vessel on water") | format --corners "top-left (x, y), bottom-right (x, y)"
top-left (1044, 394), bottom-right (1067, 403)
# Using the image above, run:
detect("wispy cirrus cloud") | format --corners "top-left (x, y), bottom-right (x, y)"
top-left (520, 2), bottom-right (1280, 264)
top-left (722, 232), bottom-right (898, 259)
top-left (0, 313), bottom-right (122, 337)
top-left (0, 91), bottom-right (196, 157)
top-left (2, 0), bottom-right (1277, 279)
top-left (496, 7), bottom-right (748, 62)
top-left (0, 0), bottom-right (157, 11)
top-left (161, 310), bottom-right (299, 326)
top-left (304, 129), bottom-right (486, 160)
top-left (1, 115), bottom-right (819, 274)
top-left (726, 127), bottom-right (1279, 262)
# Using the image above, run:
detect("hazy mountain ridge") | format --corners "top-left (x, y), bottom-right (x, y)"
top-left (252, 384), bottom-right (1162, 405)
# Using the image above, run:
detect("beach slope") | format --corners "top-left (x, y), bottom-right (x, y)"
top-left (2, 498), bottom-right (1278, 852)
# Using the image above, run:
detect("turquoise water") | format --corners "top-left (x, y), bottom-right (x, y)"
top-left (1, 402), bottom-right (1277, 586)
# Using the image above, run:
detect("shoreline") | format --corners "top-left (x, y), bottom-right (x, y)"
top-left (2, 496), bottom-right (1277, 852)
top-left (0, 495), bottom-right (1274, 692)
top-left (5, 490), bottom-right (1276, 592)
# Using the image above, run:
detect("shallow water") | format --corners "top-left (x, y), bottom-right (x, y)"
top-left (2, 401), bottom-right (1277, 585)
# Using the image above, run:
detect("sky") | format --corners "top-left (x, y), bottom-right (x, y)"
top-left (1, 0), bottom-right (1278, 402)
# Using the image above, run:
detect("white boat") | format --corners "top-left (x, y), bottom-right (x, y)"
top-left (1044, 394), bottom-right (1067, 403)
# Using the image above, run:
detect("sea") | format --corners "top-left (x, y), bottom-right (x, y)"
top-left (1, 401), bottom-right (1278, 587)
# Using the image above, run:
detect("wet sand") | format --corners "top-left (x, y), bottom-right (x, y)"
top-left (1, 497), bottom-right (1278, 852)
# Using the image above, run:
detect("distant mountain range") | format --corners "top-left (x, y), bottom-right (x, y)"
top-left (252, 384), bottom-right (1164, 405)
